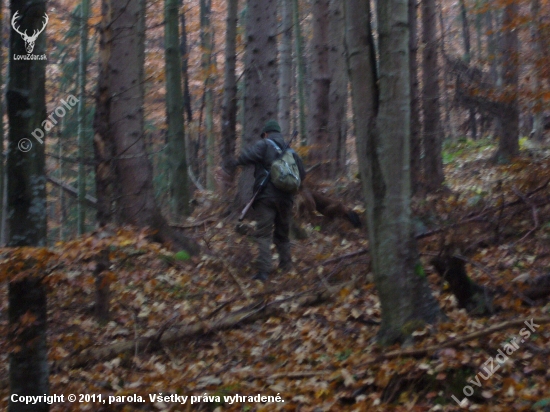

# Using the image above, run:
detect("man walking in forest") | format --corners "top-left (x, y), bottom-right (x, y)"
top-left (228, 120), bottom-right (306, 282)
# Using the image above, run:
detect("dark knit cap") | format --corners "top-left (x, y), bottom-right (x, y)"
top-left (261, 120), bottom-right (282, 134)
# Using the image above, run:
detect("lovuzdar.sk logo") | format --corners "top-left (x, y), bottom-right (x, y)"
top-left (11, 11), bottom-right (48, 60)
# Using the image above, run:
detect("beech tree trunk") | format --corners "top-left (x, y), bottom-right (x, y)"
top-left (421, 0), bottom-right (444, 191)
top-left (346, 0), bottom-right (440, 345)
top-left (165, 0), bottom-right (190, 216)
top-left (237, 0), bottom-right (278, 210)
top-left (7, 0), bottom-right (49, 409)
top-left (409, 0), bottom-right (421, 193)
top-left (494, 2), bottom-right (519, 163)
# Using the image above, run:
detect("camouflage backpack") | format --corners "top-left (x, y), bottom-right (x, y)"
top-left (266, 139), bottom-right (301, 194)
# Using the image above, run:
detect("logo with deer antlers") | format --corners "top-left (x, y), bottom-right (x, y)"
top-left (11, 11), bottom-right (48, 54)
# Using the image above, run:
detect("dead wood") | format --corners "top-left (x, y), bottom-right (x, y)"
top-left (431, 255), bottom-right (493, 315)
top-left (257, 317), bottom-right (550, 381)
top-left (47, 175), bottom-right (98, 207)
top-left (524, 274), bottom-right (550, 300)
top-left (51, 279), bottom-right (356, 372)
top-left (416, 178), bottom-right (550, 240)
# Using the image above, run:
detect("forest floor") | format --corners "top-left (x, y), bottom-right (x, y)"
top-left (2, 138), bottom-right (550, 411)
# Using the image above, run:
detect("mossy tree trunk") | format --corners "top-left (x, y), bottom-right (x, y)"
top-left (346, 0), bottom-right (441, 345)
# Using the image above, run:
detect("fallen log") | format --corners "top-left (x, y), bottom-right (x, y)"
top-left (248, 316), bottom-right (550, 381)
top-left (52, 278), bottom-right (357, 371)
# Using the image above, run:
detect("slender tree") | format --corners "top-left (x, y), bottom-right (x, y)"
top-left (530, 0), bottom-right (544, 142)
top-left (179, 4), bottom-right (192, 123)
top-left (345, 0), bottom-right (440, 344)
top-left (421, 0), bottom-right (444, 191)
top-left (165, 0), bottom-right (190, 215)
top-left (292, 0), bottom-right (307, 144)
top-left (221, 0), bottom-right (238, 179)
top-left (7, 2), bottom-right (49, 410)
top-left (327, 0), bottom-right (348, 177)
top-left (94, 0), bottom-right (198, 252)
top-left (77, 0), bottom-right (90, 234)
top-left (0, 0), bottom-right (4, 243)
top-left (307, 0), bottom-right (330, 176)
top-left (201, 0), bottom-right (216, 190)
top-left (494, 1), bottom-right (519, 163)
top-left (278, 0), bottom-right (293, 137)
top-left (409, 0), bottom-right (422, 192)
top-left (236, 0), bottom-right (278, 209)
top-left (459, 0), bottom-right (477, 139)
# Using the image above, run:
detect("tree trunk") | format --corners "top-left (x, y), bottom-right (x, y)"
top-left (530, 0), bottom-right (543, 142)
top-left (327, 0), bottom-right (348, 177)
top-left (77, 0), bottom-right (90, 234)
top-left (94, 0), bottom-right (198, 253)
top-left (494, 2), bottom-right (519, 163)
top-left (221, 0), bottom-right (238, 180)
top-left (93, 0), bottom-right (115, 226)
top-left (346, 0), bottom-right (440, 345)
top-left (409, 0), bottom-right (421, 193)
top-left (438, 7), bottom-right (457, 140)
top-left (308, 0), bottom-right (331, 177)
top-left (292, 0), bottom-right (307, 145)
top-left (0, 0), bottom-right (4, 244)
top-left (7, 0), bottom-right (49, 409)
top-left (459, 0), bottom-right (477, 140)
top-left (237, 0), bottom-right (278, 210)
top-left (201, 0), bottom-right (216, 191)
top-left (421, 0), bottom-right (444, 192)
top-left (179, 5), bottom-right (192, 123)
top-left (278, 0), bottom-right (292, 138)
top-left (165, 0), bottom-right (190, 215)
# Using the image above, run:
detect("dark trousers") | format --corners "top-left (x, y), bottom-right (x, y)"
top-left (254, 196), bottom-right (293, 273)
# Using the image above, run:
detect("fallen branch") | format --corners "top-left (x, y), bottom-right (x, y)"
top-left (255, 316), bottom-right (550, 382)
top-left (170, 217), bottom-right (216, 229)
top-left (416, 178), bottom-right (550, 240)
top-left (47, 175), bottom-right (98, 207)
top-left (52, 279), bottom-right (357, 371)
top-left (361, 316), bottom-right (550, 365)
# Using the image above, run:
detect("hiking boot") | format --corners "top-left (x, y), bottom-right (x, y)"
top-left (252, 272), bottom-right (269, 282)
top-left (278, 261), bottom-right (292, 273)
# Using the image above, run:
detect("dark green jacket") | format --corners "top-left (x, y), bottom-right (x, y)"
top-left (236, 132), bottom-right (306, 198)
